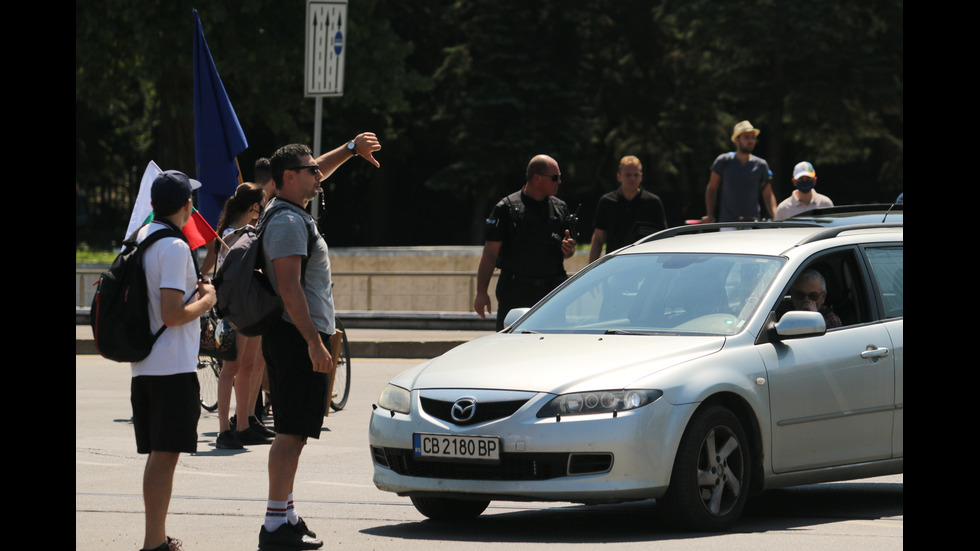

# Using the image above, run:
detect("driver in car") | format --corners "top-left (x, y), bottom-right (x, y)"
top-left (781, 269), bottom-right (842, 329)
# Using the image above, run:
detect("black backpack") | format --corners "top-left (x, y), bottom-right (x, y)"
top-left (213, 200), bottom-right (315, 337)
top-left (90, 222), bottom-right (189, 362)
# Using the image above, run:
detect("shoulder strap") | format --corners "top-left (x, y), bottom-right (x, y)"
top-left (142, 220), bottom-right (199, 278)
top-left (257, 199), bottom-right (318, 280)
top-left (122, 222), bottom-right (194, 339)
top-left (504, 192), bottom-right (524, 226)
top-left (547, 196), bottom-right (560, 221)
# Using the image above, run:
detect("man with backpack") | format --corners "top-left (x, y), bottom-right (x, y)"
top-left (257, 136), bottom-right (381, 550)
top-left (132, 170), bottom-right (216, 551)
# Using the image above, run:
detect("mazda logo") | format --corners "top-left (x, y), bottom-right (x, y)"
top-left (451, 397), bottom-right (477, 422)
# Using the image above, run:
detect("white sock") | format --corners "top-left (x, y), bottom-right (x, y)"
top-left (287, 493), bottom-right (300, 524)
top-left (264, 499), bottom-right (288, 531)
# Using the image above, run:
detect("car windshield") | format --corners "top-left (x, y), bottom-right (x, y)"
top-left (511, 253), bottom-right (784, 336)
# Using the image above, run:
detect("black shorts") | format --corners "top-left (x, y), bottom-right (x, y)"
top-left (131, 372), bottom-right (200, 454)
top-left (262, 318), bottom-right (330, 439)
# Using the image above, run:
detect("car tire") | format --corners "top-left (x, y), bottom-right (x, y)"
top-left (659, 405), bottom-right (751, 531)
top-left (410, 496), bottom-right (490, 521)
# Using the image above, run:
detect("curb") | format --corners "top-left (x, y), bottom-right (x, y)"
top-left (76, 338), bottom-right (469, 359)
top-left (77, 309), bottom-right (495, 359)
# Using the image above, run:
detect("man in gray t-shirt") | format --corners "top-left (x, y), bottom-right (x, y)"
top-left (702, 120), bottom-right (778, 223)
top-left (263, 199), bottom-right (335, 335)
top-left (257, 138), bottom-right (381, 551)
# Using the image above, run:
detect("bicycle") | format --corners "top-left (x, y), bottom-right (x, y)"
top-left (198, 317), bottom-right (352, 414)
top-left (328, 318), bottom-right (352, 411)
top-left (197, 354), bottom-right (221, 412)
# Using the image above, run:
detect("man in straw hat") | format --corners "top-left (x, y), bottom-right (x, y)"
top-left (702, 120), bottom-right (777, 223)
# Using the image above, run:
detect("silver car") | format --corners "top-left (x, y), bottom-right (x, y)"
top-left (368, 223), bottom-right (903, 531)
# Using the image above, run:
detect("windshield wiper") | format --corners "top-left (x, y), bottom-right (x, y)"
top-left (604, 329), bottom-right (681, 336)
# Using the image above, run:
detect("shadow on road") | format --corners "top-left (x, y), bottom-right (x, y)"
top-left (361, 480), bottom-right (903, 543)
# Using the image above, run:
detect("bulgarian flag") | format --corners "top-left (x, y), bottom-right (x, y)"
top-left (179, 208), bottom-right (219, 250)
top-left (125, 160), bottom-right (219, 251)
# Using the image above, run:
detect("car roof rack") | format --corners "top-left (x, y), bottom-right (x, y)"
top-left (792, 222), bottom-right (903, 246)
top-left (796, 202), bottom-right (903, 217)
top-left (634, 221), bottom-right (821, 245)
top-left (631, 221), bottom-right (903, 248)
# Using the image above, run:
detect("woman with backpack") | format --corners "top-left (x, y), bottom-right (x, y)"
top-left (211, 183), bottom-right (276, 449)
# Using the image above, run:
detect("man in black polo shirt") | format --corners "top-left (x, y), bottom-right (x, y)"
top-left (588, 155), bottom-right (667, 262)
top-left (474, 154), bottom-right (576, 330)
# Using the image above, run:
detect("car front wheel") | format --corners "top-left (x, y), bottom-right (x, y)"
top-left (659, 405), bottom-right (751, 531)
top-left (411, 496), bottom-right (490, 521)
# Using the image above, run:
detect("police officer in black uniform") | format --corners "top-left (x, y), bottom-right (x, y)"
top-left (475, 154), bottom-right (577, 330)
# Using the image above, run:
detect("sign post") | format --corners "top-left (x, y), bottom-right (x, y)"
top-left (305, 0), bottom-right (347, 99)
top-left (305, 0), bottom-right (348, 218)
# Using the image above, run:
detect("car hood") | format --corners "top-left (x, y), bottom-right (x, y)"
top-left (394, 333), bottom-right (725, 394)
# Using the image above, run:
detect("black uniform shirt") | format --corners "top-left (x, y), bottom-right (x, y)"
top-left (485, 189), bottom-right (571, 278)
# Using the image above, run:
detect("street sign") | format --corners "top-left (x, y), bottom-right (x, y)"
top-left (305, 0), bottom-right (347, 97)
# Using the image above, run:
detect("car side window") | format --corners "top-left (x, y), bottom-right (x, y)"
top-left (864, 246), bottom-right (903, 318)
top-left (776, 249), bottom-right (871, 328)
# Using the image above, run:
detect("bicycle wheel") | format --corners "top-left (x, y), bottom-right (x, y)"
top-left (197, 355), bottom-right (221, 412)
top-left (330, 319), bottom-right (352, 411)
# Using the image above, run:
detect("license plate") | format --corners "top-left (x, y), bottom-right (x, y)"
top-left (413, 433), bottom-right (500, 462)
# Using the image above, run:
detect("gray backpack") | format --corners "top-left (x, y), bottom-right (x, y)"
top-left (213, 201), bottom-right (314, 336)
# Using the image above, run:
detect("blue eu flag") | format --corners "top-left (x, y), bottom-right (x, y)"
top-left (193, 9), bottom-right (248, 228)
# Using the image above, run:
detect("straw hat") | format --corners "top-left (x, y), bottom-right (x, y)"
top-left (731, 120), bottom-right (761, 142)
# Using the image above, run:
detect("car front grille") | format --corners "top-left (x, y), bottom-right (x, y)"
top-left (375, 447), bottom-right (571, 480)
top-left (419, 397), bottom-right (528, 425)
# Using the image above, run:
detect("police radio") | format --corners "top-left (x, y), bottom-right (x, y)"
top-left (566, 203), bottom-right (582, 240)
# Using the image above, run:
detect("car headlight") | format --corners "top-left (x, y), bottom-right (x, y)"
top-left (377, 384), bottom-right (411, 414)
top-left (536, 389), bottom-right (662, 418)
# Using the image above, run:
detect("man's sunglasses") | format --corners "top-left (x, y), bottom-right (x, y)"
top-left (287, 164), bottom-right (321, 174)
top-left (538, 173), bottom-right (561, 182)
top-left (791, 290), bottom-right (824, 302)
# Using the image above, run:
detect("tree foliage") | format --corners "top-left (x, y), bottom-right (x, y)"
top-left (76, 0), bottom-right (902, 248)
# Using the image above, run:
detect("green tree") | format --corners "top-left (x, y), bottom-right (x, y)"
top-left (667, 0), bottom-right (903, 202)
top-left (76, 0), bottom-right (430, 247)
top-left (421, 0), bottom-right (593, 242)
top-left (77, 0), bottom-right (902, 249)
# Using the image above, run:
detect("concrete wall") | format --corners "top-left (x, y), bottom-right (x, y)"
top-left (77, 247), bottom-right (591, 313)
top-left (329, 246), bottom-right (590, 312)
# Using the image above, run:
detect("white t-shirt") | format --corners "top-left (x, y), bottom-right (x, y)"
top-left (774, 191), bottom-right (834, 220)
top-left (130, 221), bottom-right (200, 377)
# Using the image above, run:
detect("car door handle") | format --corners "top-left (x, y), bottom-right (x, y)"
top-left (860, 347), bottom-right (890, 359)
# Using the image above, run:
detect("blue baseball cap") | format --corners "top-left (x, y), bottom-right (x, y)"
top-left (151, 170), bottom-right (202, 211)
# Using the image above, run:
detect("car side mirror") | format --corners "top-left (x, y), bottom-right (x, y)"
top-left (774, 311), bottom-right (827, 339)
top-left (503, 307), bottom-right (531, 329)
